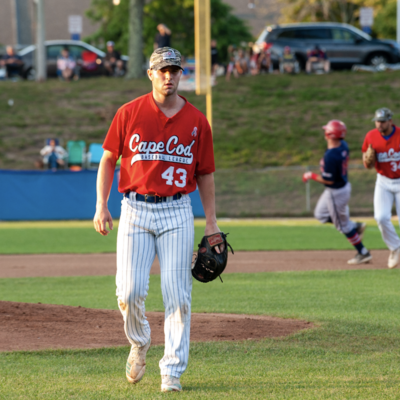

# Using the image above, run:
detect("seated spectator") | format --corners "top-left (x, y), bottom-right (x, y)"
top-left (249, 43), bottom-right (261, 75)
top-left (258, 42), bottom-right (273, 73)
top-left (154, 24), bottom-right (172, 50)
top-left (235, 49), bottom-right (248, 76)
top-left (40, 139), bottom-right (67, 171)
top-left (279, 46), bottom-right (299, 74)
top-left (0, 46), bottom-right (23, 78)
top-left (104, 41), bottom-right (125, 77)
top-left (306, 45), bottom-right (330, 74)
top-left (57, 48), bottom-right (78, 81)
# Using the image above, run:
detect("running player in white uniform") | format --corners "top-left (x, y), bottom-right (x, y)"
top-left (93, 47), bottom-right (223, 392)
top-left (362, 108), bottom-right (400, 269)
top-left (303, 120), bottom-right (372, 264)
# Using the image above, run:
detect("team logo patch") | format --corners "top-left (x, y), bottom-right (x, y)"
top-left (163, 50), bottom-right (176, 60)
top-left (191, 127), bottom-right (197, 137)
top-left (207, 233), bottom-right (224, 247)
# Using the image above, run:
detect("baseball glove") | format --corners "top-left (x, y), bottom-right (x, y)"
top-left (192, 232), bottom-right (234, 283)
top-left (364, 144), bottom-right (376, 169)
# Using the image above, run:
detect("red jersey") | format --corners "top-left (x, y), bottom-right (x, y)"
top-left (362, 126), bottom-right (400, 179)
top-left (103, 93), bottom-right (215, 196)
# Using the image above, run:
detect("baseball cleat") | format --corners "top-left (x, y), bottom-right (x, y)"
top-left (347, 252), bottom-right (372, 265)
top-left (355, 222), bottom-right (367, 241)
top-left (126, 339), bottom-right (151, 384)
top-left (161, 375), bottom-right (182, 392)
top-left (388, 247), bottom-right (400, 269)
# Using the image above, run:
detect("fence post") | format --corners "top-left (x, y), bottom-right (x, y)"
top-left (306, 166), bottom-right (311, 213)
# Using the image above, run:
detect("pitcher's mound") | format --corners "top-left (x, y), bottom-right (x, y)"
top-left (0, 301), bottom-right (312, 352)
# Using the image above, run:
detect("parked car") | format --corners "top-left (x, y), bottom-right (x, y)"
top-left (256, 22), bottom-right (400, 70)
top-left (17, 40), bottom-right (128, 80)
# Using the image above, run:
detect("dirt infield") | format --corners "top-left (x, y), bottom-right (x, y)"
top-left (0, 250), bottom-right (389, 279)
top-left (0, 301), bottom-right (312, 352)
top-left (1, 249), bottom-right (387, 352)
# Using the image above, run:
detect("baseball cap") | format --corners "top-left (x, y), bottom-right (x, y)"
top-left (106, 41), bottom-right (115, 46)
top-left (149, 47), bottom-right (183, 70)
top-left (372, 107), bottom-right (393, 121)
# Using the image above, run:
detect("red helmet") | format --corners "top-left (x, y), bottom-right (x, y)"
top-left (322, 120), bottom-right (347, 139)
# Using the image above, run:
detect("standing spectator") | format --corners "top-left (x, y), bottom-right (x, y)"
top-left (57, 48), bottom-right (78, 81)
top-left (104, 41), bottom-right (125, 77)
top-left (211, 39), bottom-right (219, 76)
top-left (40, 139), bottom-right (67, 171)
top-left (306, 45), bottom-right (330, 74)
top-left (0, 46), bottom-right (23, 78)
top-left (235, 49), bottom-right (248, 76)
top-left (249, 43), bottom-right (261, 75)
top-left (258, 42), bottom-right (272, 73)
top-left (225, 45), bottom-right (238, 81)
top-left (154, 24), bottom-right (171, 50)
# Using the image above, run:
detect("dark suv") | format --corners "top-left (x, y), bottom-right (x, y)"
top-left (256, 22), bottom-right (400, 70)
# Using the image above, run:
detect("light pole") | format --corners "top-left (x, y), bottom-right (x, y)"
top-left (35, 0), bottom-right (46, 81)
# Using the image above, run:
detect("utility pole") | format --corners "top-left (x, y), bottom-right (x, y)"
top-left (35, 0), bottom-right (46, 81)
top-left (398, 0), bottom-right (400, 44)
top-left (126, 0), bottom-right (144, 79)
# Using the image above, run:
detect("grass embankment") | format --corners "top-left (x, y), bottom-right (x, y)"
top-left (0, 218), bottom-right (395, 253)
top-left (1, 72), bottom-right (400, 169)
top-left (1, 270), bottom-right (400, 398)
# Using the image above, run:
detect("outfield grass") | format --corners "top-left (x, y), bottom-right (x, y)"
top-left (0, 219), bottom-right (394, 254)
top-left (2, 72), bottom-right (400, 169)
top-left (1, 270), bottom-right (400, 398)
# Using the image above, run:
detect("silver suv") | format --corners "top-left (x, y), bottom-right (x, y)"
top-left (256, 22), bottom-right (400, 70)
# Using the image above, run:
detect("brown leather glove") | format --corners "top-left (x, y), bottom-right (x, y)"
top-left (363, 144), bottom-right (376, 169)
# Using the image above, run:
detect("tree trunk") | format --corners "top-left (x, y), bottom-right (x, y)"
top-left (126, 0), bottom-right (144, 79)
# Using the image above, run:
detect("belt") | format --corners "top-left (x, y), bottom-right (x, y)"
top-left (124, 192), bottom-right (182, 203)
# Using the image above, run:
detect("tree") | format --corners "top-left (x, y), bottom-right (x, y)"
top-left (85, 0), bottom-right (253, 62)
top-left (127, 0), bottom-right (144, 79)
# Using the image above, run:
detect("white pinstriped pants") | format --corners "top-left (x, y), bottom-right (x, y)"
top-left (116, 193), bottom-right (194, 378)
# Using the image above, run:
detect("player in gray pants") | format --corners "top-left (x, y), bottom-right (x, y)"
top-left (303, 120), bottom-right (372, 264)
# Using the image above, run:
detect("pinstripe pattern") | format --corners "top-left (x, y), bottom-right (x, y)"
top-left (314, 182), bottom-right (355, 234)
top-left (116, 193), bottom-right (194, 378)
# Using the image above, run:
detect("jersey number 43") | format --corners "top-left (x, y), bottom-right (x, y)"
top-left (161, 166), bottom-right (187, 188)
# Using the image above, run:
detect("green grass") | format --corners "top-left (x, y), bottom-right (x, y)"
top-left (1, 271), bottom-right (400, 398)
top-left (2, 72), bottom-right (400, 169)
top-left (0, 219), bottom-right (395, 253)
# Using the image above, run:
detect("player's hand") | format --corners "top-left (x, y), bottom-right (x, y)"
top-left (302, 172), bottom-right (318, 183)
top-left (93, 206), bottom-right (113, 236)
top-left (205, 222), bottom-right (225, 254)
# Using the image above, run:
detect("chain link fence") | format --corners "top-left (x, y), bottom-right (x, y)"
top-left (214, 165), bottom-right (377, 217)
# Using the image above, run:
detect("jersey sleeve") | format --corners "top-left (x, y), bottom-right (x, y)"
top-left (102, 107), bottom-right (127, 157)
top-left (195, 117), bottom-right (215, 175)
top-left (361, 132), bottom-right (371, 152)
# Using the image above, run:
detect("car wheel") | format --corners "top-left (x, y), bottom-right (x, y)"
top-left (25, 67), bottom-right (36, 81)
top-left (367, 53), bottom-right (389, 66)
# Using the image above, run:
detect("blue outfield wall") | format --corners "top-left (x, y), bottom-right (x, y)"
top-left (0, 169), bottom-right (205, 221)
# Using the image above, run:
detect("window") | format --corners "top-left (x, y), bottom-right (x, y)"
top-left (295, 28), bottom-right (332, 40)
top-left (68, 46), bottom-right (86, 60)
top-left (276, 30), bottom-right (296, 39)
top-left (46, 45), bottom-right (64, 60)
top-left (331, 28), bottom-right (359, 42)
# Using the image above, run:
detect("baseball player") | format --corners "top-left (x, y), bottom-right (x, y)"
top-left (362, 108), bottom-right (400, 269)
top-left (93, 47), bottom-right (222, 392)
top-left (303, 120), bottom-right (372, 264)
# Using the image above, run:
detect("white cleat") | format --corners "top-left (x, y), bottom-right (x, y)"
top-left (126, 339), bottom-right (151, 384)
top-left (388, 247), bottom-right (400, 269)
top-left (347, 252), bottom-right (372, 265)
top-left (161, 375), bottom-right (182, 392)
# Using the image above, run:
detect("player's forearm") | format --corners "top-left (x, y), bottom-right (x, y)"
top-left (96, 154), bottom-right (117, 209)
top-left (197, 173), bottom-right (217, 225)
top-left (314, 175), bottom-right (334, 185)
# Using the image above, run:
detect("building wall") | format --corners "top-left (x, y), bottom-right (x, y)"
top-left (0, 0), bottom-right (16, 46)
top-left (223, 0), bottom-right (283, 38)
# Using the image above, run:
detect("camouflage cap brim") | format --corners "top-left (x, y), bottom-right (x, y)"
top-left (150, 60), bottom-right (183, 71)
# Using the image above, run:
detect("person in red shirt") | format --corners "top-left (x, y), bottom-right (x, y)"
top-left (362, 107), bottom-right (400, 268)
top-left (93, 47), bottom-right (223, 392)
